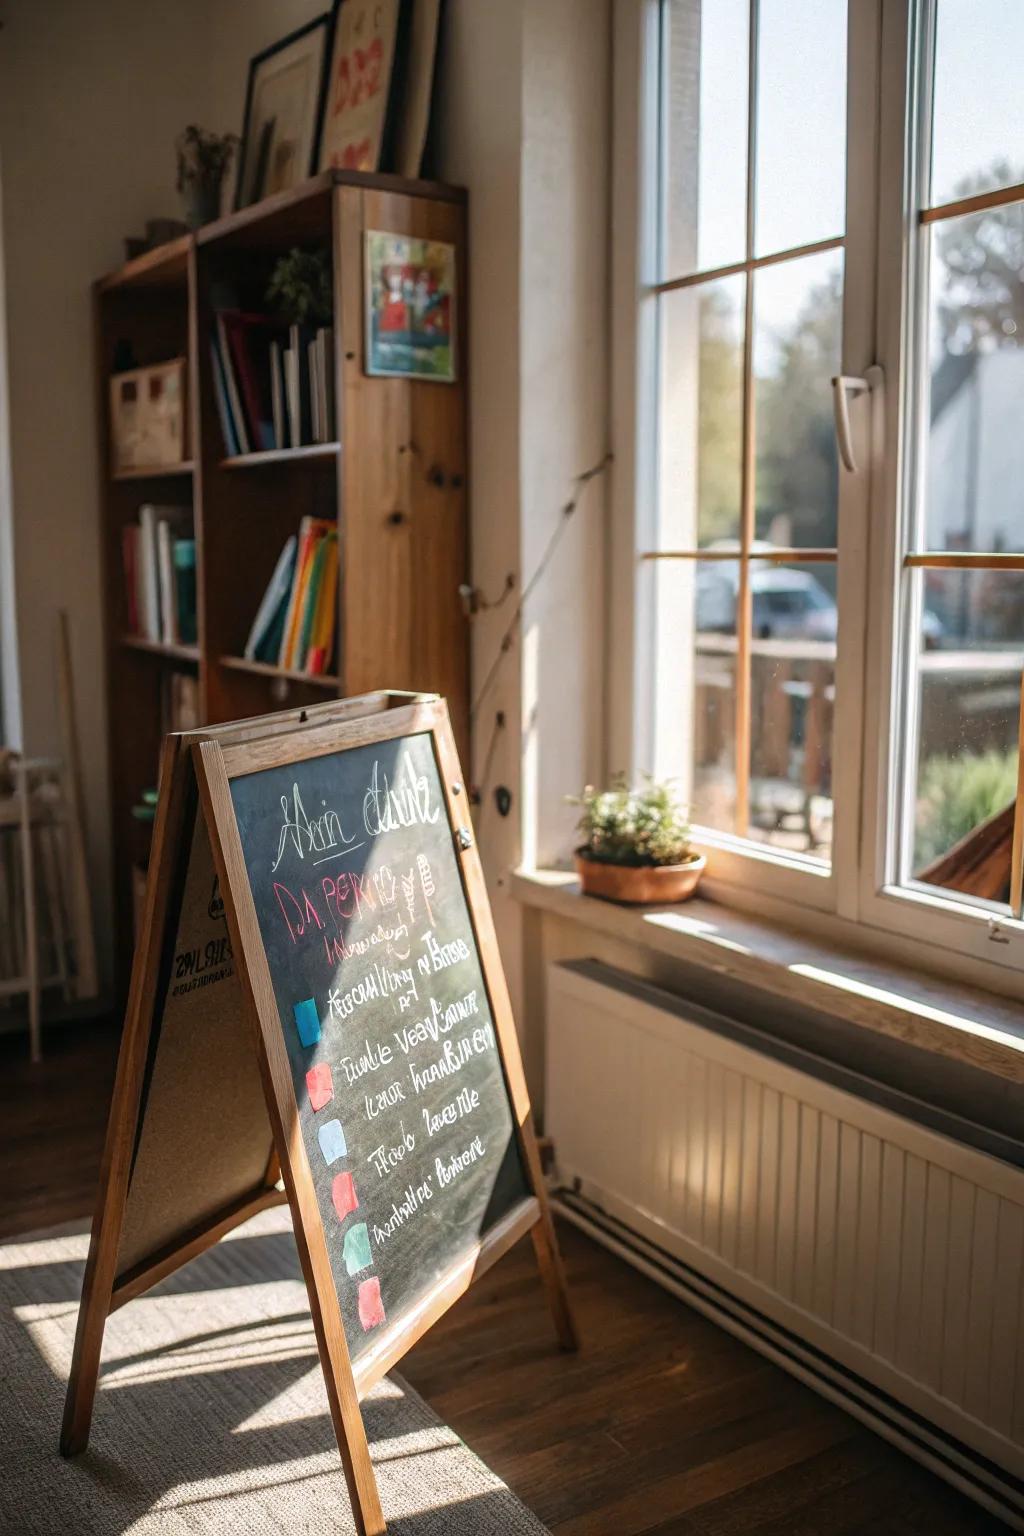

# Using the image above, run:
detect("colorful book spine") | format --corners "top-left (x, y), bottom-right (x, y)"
top-left (307, 531), bottom-right (339, 673)
top-left (244, 535), bottom-right (297, 659)
top-left (278, 517), bottom-right (316, 669)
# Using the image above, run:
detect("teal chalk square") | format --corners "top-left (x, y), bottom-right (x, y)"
top-left (343, 1222), bottom-right (373, 1276)
top-left (318, 1119), bottom-right (347, 1165)
top-left (292, 997), bottom-right (321, 1048)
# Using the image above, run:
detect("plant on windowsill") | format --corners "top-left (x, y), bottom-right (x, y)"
top-left (569, 777), bottom-right (705, 905)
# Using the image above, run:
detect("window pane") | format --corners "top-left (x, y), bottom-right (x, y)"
top-left (755, 0), bottom-right (847, 257)
top-left (660, 276), bottom-right (744, 549)
top-left (693, 562), bottom-right (737, 832)
top-left (930, 0), bottom-right (1024, 210)
top-left (661, 0), bottom-right (749, 279)
top-left (754, 250), bottom-right (843, 549)
top-left (749, 600), bottom-right (835, 861)
top-left (905, 569), bottom-right (1022, 907)
top-left (922, 206), bottom-right (1024, 553)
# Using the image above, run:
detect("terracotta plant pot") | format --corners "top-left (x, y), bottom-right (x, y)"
top-left (574, 851), bottom-right (706, 905)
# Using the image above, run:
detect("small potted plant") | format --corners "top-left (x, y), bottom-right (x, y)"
top-left (266, 247), bottom-right (334, 327)
top-left (176, 126), bottom-right (238, 228)
top-left (570, 777), bottom-right (705, 905)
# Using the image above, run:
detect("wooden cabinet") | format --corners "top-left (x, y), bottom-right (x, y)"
top-left (95, 171), bottom-right (468, 988)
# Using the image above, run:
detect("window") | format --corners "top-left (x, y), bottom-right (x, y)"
top-left (620, 0), bottom-right (1024, 971)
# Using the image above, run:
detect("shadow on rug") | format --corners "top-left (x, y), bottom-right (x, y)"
top-left (0, 1206), bottom-right (549, 1535)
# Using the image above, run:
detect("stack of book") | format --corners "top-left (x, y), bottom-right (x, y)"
top-left (211, 310), bottom-right (335, 456)
top-left (122, 505), bottom-right (197, 646)
top-left (243, 516), bottom-right (338, 676)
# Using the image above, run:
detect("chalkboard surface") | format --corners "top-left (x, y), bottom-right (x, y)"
top-left (229, 730), bottom-right (530, 1363)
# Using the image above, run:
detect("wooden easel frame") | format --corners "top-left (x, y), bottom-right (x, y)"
top-left (62, 693), bottom-right (575, 1536)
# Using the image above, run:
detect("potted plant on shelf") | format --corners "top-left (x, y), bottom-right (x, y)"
top-left (176, 125), bottom-right (238, 228)
top-left (266, 247), bottom-right (334, 327)
top-left (570, 777), bottom-right (705, 905)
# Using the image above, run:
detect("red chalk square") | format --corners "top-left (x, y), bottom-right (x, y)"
top-left (306, 1062), bottom-right (333, 1111)
top-left (358, 1275), bottom-right (386, 1331)
top-left (331, 1171), bottom-right (359, 1221)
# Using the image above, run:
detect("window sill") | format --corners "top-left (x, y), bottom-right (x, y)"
top-left (511, 868), bottom-right (1024, 1087)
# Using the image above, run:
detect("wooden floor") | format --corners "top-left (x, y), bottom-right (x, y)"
top-left (0, 1018), bottom-right (1008, 1533)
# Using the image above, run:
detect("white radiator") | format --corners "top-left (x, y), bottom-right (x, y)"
top-left (546, 960), bottom-right (1024, 1484)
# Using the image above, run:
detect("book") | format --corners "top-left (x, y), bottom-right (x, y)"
top-left (308, 338), bottom-right (320, 443)
top-left (137, 505), bottom-right (161, 641)
top-left (289, 323), bottom-right (313, 445)
top-left (210, 339), bottom-right (239, 457)
top-left (307, 530), bottom-right (339, 672)
top-left (297, 527), bottom-right (330, 665)
top-left (173, 538), bottom-right (197, 644)
top-left (279, 517), bottom-right (333, 668)
top-left (244, 535), bottom-right (297, 659)
top-left (321, 327), bottom-right (335, 440)
top-left (131, 506), bottom-right (192, 643)
top-left (214, 312), bottom-right (251, 455)
top-left (270, 339), bottom-right (286, 450)
top-left (221, 311), bottom-right (278, 451)
top-left (284, 344), bottom-right (299, 448)
top-left (157, 519), bottom-right (176, 644)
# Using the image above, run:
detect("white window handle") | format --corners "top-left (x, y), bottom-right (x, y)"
top-left (830, 368), bottom-right (882, 474)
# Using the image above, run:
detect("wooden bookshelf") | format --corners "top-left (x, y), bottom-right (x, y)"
top-left (120, 634), bottom-right (200, 665)
top-left (219, 653), bottom-right (340, 689)
top-left (220, 442), bottom-right (340, 469)
top-left (96, 169), bottom-right (469, 990)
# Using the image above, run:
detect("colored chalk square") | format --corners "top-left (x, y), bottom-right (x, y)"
top-left (332, 1171), bottom-right (359, 1221)
top-left (358, 1275), bottom-right (386, 1331)
top-left (343, 1222), bottom-right (372, 1275)
top-left (292, 997), bottom-right (321, 1048)
top-left (305, 1062), bottom-right (333, 1111)
top-left (318, 1118), bottom-right (347, 1165)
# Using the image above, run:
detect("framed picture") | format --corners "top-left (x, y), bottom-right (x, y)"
top-left (236, 16), bottom-right (330, 210)
top-left (364, 230), bottom-right (456, 382)
top-left (318, 0), bottom-right (405, 173)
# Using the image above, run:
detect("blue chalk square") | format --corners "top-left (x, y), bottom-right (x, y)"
top-left (318, 1119), bottom-right (347, 1165)
top-left (292, 997), bottom-right (321, 1048)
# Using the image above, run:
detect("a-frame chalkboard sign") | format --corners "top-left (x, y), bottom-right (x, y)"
top-left (61, 691), bottom-right (576, 1535)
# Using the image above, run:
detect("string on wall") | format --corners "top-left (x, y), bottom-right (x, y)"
top-left (461, 451), bottom-right (612, 812)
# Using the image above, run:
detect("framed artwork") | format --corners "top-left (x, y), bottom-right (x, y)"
top-left (110, 359), bottom-right (187, 472)
top-left (364, 230), bottom-right (456, 382)
top-left (236, 16), bottom-right (331, 210)
top-left (318, 0), bottom-right (405, 173)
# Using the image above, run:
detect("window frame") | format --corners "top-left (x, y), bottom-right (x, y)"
top-left (611, 0), bottom-right (1024, 983)
top-left (857, 0), bottom-right (1024, 972)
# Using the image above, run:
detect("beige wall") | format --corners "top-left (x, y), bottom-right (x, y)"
top-left (435, 0), bottom-right (610, 1099)
top-left (0, 0), bottom-right (321, 989)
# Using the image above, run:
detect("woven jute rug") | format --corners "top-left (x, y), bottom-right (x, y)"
top-left (0, 1205), bottom-right (549, 1534)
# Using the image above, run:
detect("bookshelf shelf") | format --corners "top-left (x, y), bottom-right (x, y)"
top-left (219, 654), bottom-right (340, 689)
top-left (97, 169), bottom-right (468, 993)
top-left (120, 634), bottom-right (200, 665)
top-left (220, 443), bottom-right (340, 469)
top-left (112, 460), bottom-right (195, 482)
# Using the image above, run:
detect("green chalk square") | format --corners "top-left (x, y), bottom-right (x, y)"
top-left (342, 1222), bottom-right (372, 1276)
